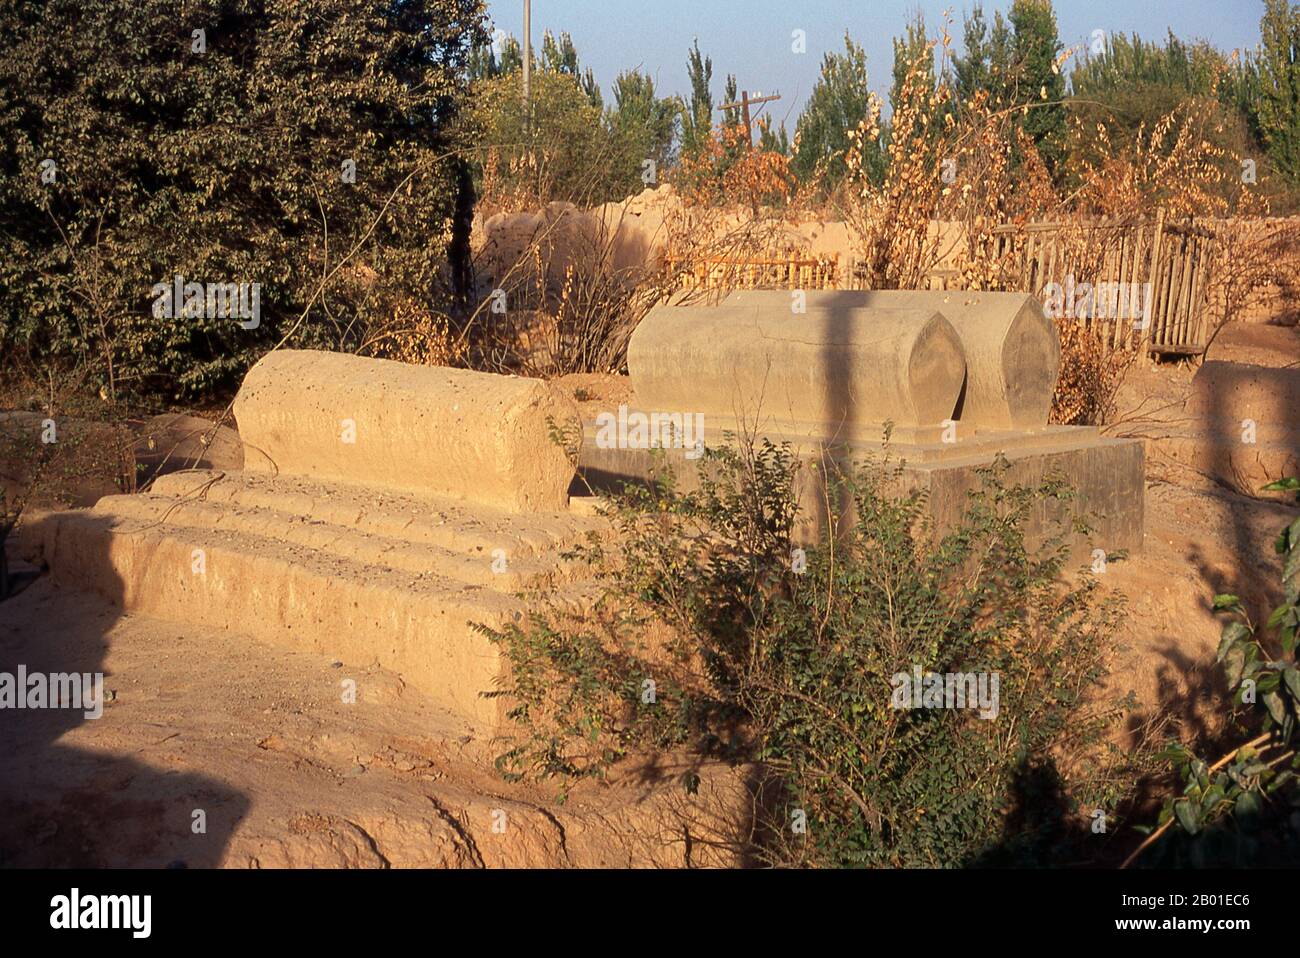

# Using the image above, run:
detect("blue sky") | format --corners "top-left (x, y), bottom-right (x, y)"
top-left (483, 0), bottom-right (1268, 127)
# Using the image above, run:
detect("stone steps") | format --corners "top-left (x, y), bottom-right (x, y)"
top-left (147, 470), bottom-right (602, 559)
top-left (103, 486), bottom-right (573, 591)
top-left (30, 470), bottom-right (604, 731)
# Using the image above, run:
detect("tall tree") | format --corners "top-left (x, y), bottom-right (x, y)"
top-left (721, 74), bottom-right (740, 126)
top-left (1247, 0), bottom-right (1300, 184)
top-left (680, 39), bottom-right (714, 157)
top-left (1009, 0), bottom-right (1066, 176)
top-left (792, 33), bottom-right (882, 187)
top-left (581, 68), bottom-right (603, 110)
top-left (758, 119), bottom-right (791, 155)
top-left (951, 3), bottom-right (1014, 109)
top-left (539, 29), bottom-right (602, 108)
top-left (540, 30), bottom-right (579, 74)
top-left (610, 70), bottom-right (678, 173)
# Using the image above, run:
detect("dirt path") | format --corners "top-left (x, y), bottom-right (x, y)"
top-left (0, 579), bottom-right (747, 868)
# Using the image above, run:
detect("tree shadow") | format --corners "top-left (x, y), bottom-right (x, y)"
top-left (0, 515), bottom-right (249, 868)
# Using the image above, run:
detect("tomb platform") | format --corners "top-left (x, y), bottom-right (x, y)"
top-left (576, 289), bottom-right (1144, 559)
top-left (24, 351), bottom-right (601, 732)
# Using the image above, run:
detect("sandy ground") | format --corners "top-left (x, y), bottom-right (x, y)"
top-left (0, 580), bottom-right (747, 868)
top-left (1, 320), bottom-right (1295, 868)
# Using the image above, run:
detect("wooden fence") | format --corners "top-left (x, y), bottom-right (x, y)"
top-left (983, 213), bottom-right (1217, 354)
top-left (668, 213), bottom-right (1218, 354)
top-left (666, 254), bottom-right (840, 291)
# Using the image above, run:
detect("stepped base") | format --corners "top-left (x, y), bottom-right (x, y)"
top-left (578, 423), bottom-right (1145, 559)
top-left (25, 470), bottom-right (604, 731)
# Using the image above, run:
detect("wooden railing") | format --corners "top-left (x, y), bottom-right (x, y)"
top-left (666, 253), bottom-right (840, 291)
top-left (983, 214), bottom-right (1217, 354)
top-left (667, 213), bottom-right (1218, 354)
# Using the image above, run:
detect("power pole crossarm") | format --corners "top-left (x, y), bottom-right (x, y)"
top-left (718, 90), bottom-right (781, 149)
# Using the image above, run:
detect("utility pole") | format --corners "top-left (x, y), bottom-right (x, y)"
top-left (718, 89), bottom-right (782, 149)
top-left (522, 0), bottom-right (531, 120)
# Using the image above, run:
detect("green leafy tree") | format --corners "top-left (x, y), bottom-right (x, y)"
top-left (1009, 0), bottom-right (1067, 176)
top-left (757, 119), bottom-right (791, 156)
top-left (721, 74), bottom-right (740, 126)
top-left (679, 39), bottom-right (715, 158)
top-left (540, 29), bottom-right (578, 74)
top-left (476, 30), bottom-right (601, 108)
top-left (498, 35), bottom-right (524, 74)
top-left (466, 69), bottom-right (632, 204)
top-left (952, 3), bottom-right (1014, 109)
top-left (609, 70), bottom-right (678, 177)
top-left (538, 29), bottom-right (602, 108)
top-left (1238, 0), bottom-right (1300, 184)
top-left (792, 33), bottom-right (883, 188)
top-left (1068, 30), bottom-right (1252, 201)
top-left (0, 0), bottom-right (485, 401)
top-left (1071, 30), bottom-right (1224, 103)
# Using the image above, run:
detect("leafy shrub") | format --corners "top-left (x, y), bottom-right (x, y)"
top-left (464, 66), bottom-right (676, 212)
top-left (0, 0), bottom-right (484, 402)
top-left (478, 439), bottom-right (1143, 867)
top-left (1129, 477), bottom-right (1300, 867)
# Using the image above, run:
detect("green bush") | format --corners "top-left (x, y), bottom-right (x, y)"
top-left (1130, 477), bottom-right (1300, 867)
top-left (479, 440), bottom-right (1143, 867)
top-left (462, 68), bottom-right (670, 209)
top-left (0, 0), bottom-right (484, 402)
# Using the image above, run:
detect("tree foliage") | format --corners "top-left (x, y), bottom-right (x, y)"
top-left (609, 70), bottom-right (678, 176)
top-left (952, 3), bottom-right (1014, 110)
top-left (1009, 0), bottom-right (1067, 177)
top-left (679, 39), bottom-right (715, 158)
top-left (1234, 0), bottom-right (1300, 185)
top-left (792, 33), bottom-right (882, 189)
top-left (0, 0), bottom-right (484, 402)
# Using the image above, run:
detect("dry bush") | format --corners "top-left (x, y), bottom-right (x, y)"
top-left (463, 156), bottom-right (810, 377)
top-left (1204, 214), bottom-right (1300, 344)
top-left (358, 300), bottom-right (466, 367)
top-left (1049, 319), bottom-right (1134, 425)
top-left (839, 43), bottom-right (945, 290)
top-left (463, 208), bottom-right (674, 377)
top-left (673, 121), bottom-right (797, 214)
top-left (837, 28), bottom-right (1061, 291)
top-left (1068, 103), bottom-right (1235, 220)
top-left (829, 28), bottom-right (1142, 427)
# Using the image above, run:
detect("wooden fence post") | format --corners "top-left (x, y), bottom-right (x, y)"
top-left (1143, 208), bottom-right (1166, 351)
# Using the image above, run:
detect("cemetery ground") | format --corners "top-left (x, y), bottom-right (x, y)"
top-left (0, 316), bottom-right (1294, 868)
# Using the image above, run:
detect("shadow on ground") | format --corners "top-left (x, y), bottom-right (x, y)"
top-left (0, 529), bottom-right (249, 868)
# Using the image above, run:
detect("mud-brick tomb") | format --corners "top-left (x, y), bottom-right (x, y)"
top-left (26, 290), bottom-right (1144, 733)
top-left (582, 289), bottom-right (1143, 557)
